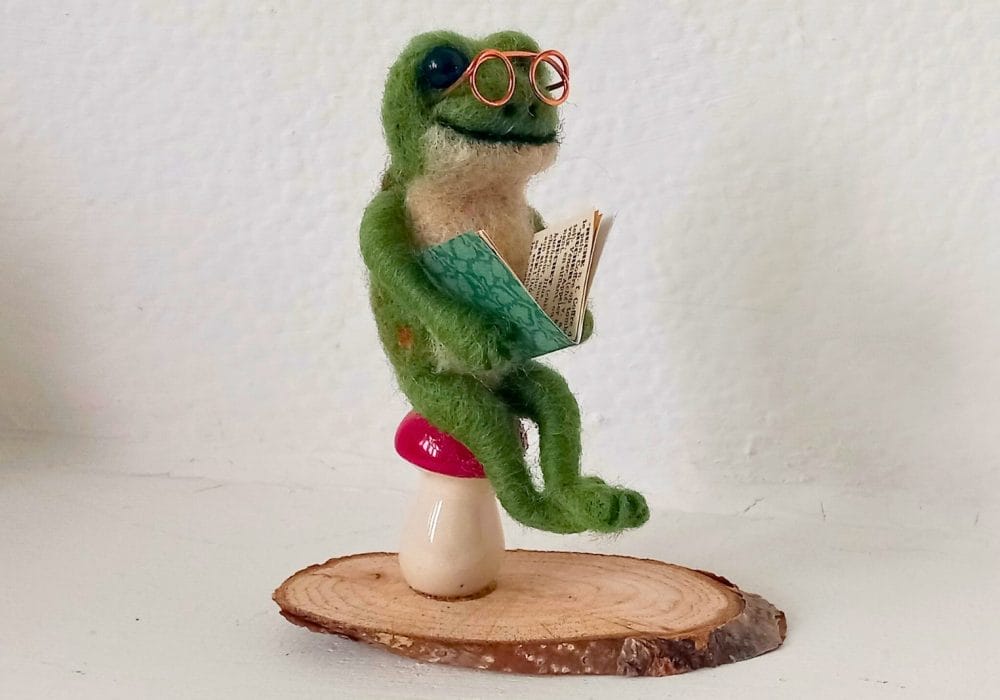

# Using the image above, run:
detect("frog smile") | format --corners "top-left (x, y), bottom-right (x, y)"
top-left (435, 118), bottom-right (557, 146)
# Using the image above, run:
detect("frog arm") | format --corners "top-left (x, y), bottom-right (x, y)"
top-left (361, 189), bottom-right (509, 370)
top-left (529, 206), bottom-right (595, 342)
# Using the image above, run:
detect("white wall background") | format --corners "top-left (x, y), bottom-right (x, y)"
top-left (2, 2), bottom-right (999, 697)
top-left (3, 0), bottom-right (998, 523)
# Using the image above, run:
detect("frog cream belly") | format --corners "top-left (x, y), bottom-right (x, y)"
top-left (361, 30), bottom-right (648, 534)
top-left (406, 124), bottom-right (557, 279)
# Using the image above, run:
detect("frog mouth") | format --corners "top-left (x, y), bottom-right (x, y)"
top-left (436, 118), bottom-right (557, 146)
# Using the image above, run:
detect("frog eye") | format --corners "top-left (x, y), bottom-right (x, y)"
top-left (418, 46), bottom-right (470, 90)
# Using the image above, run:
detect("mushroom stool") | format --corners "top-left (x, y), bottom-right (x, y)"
top-left (394, 411), bottom-right (505, 599)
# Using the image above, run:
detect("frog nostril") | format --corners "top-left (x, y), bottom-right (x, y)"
top-left (502, 103), bottom-right (519, 118)
top-left (527, 102), bottom-right (538, 119)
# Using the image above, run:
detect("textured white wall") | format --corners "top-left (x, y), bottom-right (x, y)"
top-left (2, 1), bottom-right (998, 527)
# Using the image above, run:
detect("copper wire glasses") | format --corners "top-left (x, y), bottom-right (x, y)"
top-left (442, 49), bottom-right (570, 107)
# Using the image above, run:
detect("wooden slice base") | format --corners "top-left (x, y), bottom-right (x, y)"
top-left (273, 550), bottom-right (786, 676)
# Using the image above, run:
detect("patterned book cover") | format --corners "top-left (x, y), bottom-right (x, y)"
top-left (419, 232), bottom-right (573, 359)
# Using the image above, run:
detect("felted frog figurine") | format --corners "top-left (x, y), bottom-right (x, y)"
top-left (361, 30), bottom-right (648, 534)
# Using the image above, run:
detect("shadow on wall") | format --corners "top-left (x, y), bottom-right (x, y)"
top-left (659, 113), bottom-right (956, 496)
top-left (0, 145), bottom-right (93, 466)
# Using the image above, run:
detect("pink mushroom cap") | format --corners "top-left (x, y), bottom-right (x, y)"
top-left (394, 411), bottom-right (486, 478)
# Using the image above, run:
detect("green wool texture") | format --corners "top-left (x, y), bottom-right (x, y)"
top-left (362, 30), bottom-right (649, 534)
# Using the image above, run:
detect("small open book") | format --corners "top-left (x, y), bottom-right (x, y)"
top-left (419, 209), bottom-right (612, 359)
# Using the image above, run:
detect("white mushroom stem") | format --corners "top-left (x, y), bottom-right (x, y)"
top-left (399, 471), bottom-right (505, 599)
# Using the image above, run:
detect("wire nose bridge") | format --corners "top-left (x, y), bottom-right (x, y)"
top-left (443, 49), bottom-right (570, 108)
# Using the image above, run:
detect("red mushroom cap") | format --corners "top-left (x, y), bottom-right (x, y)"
top-left (394, 411), bottom-right (486, 478)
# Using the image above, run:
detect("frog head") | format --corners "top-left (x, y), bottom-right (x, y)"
top-left (380, 30), bottom-right (563, 189)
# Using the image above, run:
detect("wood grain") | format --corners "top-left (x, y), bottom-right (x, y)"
top-left (274, 550), bottom-right (786, 676)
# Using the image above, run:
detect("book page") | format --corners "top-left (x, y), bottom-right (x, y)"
top-left (586, 211), bottom-right (614, 296)
top-left (522, 211), bottom-right (599, 342)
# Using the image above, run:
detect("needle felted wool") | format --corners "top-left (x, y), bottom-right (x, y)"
top-left (362, 30), bottom-right (648, 534)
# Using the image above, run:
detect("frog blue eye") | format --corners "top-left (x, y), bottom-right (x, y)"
top-left (418, 46), bottom-right (469, 90)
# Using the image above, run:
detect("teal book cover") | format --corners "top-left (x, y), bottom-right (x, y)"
top-left (419, 232), bottom-right (573, 359)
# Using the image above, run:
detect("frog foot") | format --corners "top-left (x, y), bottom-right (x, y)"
top-left (553, 476), bottom-right (650, 533)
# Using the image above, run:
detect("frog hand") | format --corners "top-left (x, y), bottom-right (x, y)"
top-left (580, 308), bottom-right (595, 343)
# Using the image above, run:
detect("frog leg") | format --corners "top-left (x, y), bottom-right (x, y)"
top-left (398, 365), bottom-right (582, 534)
top-left (499, 361), bottom-right (649, 533)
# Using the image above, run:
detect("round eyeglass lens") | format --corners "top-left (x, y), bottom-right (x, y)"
top-left (470, 51), bottom-right (516, 106)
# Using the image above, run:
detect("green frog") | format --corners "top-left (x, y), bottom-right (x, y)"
top-left (361, 30), bottom-right (648, 533)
